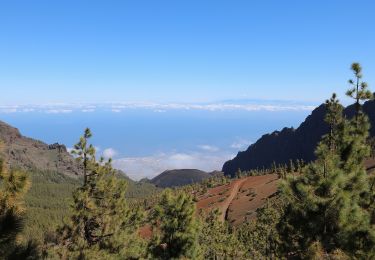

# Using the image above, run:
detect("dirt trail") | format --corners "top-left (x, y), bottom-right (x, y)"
top-left (219, 178), bottom-right (247, 222)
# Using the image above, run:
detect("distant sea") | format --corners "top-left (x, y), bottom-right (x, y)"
top-left (0, 103), bottom-right (314, 180)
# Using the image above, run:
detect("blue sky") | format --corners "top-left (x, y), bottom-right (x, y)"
top-left (1, 0), bottom-right (375, 104)
top-left (1, 1), bottom-right (375, 179)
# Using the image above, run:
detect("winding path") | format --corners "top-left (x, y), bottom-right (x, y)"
top-left (219, 178), bottom-right (247, 222)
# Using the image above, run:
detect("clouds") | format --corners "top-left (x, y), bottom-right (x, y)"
top-left (0, 105), bottom-right (19, 113)
top-left (104, 140), bottom-right (252, 180)
top-left (109, 134), bottom-right (259, 180)
top-left (0, 108), bottom-right (18, 113)
top-left (230, 139), bottom-right (253, 150)
top-left (0, 104), bottom-right (97, 114)
top-left (197, 144), bottom-right (219, 152)
top-left (112, 151), bottom-right (234, 181)
top-left (82, 108), bottom-right (95, 113)
top-left (106, 102), bottom-right (315, 113)
top-left (103, 148), bottom-right (118, 159)
top-left (45, 109), bottom-right (73, 114)
top-left (0, 100), bottom-right (316, 114)
top-left (109, 138), bottom-right (255, 180)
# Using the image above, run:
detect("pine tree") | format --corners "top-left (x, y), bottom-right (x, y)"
top-left (341, 64), bottom-right (372, 176)
top-left (50, 129), bottom-right (145, 259)
top-left (235, 168), bottom-right (242, 179)
top-left (0, 156), bottom-right (40, 259)
top-left (271, 161), bottom-right (277, 174)
top-left (346, 62), bottom-right (373, 123)
top-left (339, 66), bottom-right (375, 256)
top-left (280, 164), bottom-right (287, 179)
top-left (148, 189), bottom-right (199, 259)
top-left (325, 93), bottom-right (343, 152)
top-left (296, 159), bottom-right (302, 174)
top-left (199, 208), bottom-right (245, 259)
top-left (237, 198), bottom-right (283, 259)
top-left (278, 93), bottom-right (375, 257)
top-left (71, 128), bottom-right (95, 186)
top-left (288, 159), bottom-right (295, 174)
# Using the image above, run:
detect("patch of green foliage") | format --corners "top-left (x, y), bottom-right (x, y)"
top-left (148, 189), bottom-right (200, 259)
top-left (1, 158), bottom-right (41, 259)
top-left (24, 170), bottom-right (79, 243)
top-left (23, 169), bottom-right (161, 244)
top-left (126, 179), bottom-right (161, 199)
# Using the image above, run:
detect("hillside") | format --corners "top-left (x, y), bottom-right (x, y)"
top-left (196, 159), bottom-right (375, 226)
top-left (140, 173), bottom-right (279, 239)
top-left (0, 120), bottom-right (81, 178)
top-left (223, 99), bottom-right (375, 177)
top-left (0, 120), bottom-right (161, 242)
top-left (151, 169), bottom-right (215, 188)
top-left (196, 174), bottom-right (279, 226)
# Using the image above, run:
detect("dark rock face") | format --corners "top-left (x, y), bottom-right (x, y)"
top-left (48, 143), bottom-right (68, 153)
top-left (222, 100), bottom-right (375, 177)
top-left (362, 100), bottom-right (375, 137)
top-left (0, 120), bottom-right (81, 178)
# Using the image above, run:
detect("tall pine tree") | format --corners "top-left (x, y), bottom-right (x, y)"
top-left (50, 128), bottom-right (145, 259)
top-left (148, 189), bottom-right (199, 260)
top-left (278, 91), bottom-right (375, 258)
top-left (346, 62), bottom-right (373, 123)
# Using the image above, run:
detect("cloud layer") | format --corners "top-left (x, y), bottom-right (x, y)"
top-left (230, 139), bottom-right (253, 150)
top-left (112, 151), bottom-right (234, 181)
top-left (0, 100), bottom-right (316, 114)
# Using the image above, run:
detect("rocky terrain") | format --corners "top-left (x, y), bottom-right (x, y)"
top-left (0, 120), bottom-right (81, 178)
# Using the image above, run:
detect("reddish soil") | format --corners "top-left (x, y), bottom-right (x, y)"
top-left (226, 174), bottom-right (279, 225)
top-left (196, 174), bottom-right (279, 226)
top-left (365, 158), bottom-right (375, 173)
top-left (138, 224), bottom-right (153, 239)
top-left (196, 178), bottom-right (248, 222)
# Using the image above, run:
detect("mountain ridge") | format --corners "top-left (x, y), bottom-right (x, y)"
top-left (222, 99), bottom-right (375, 177)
